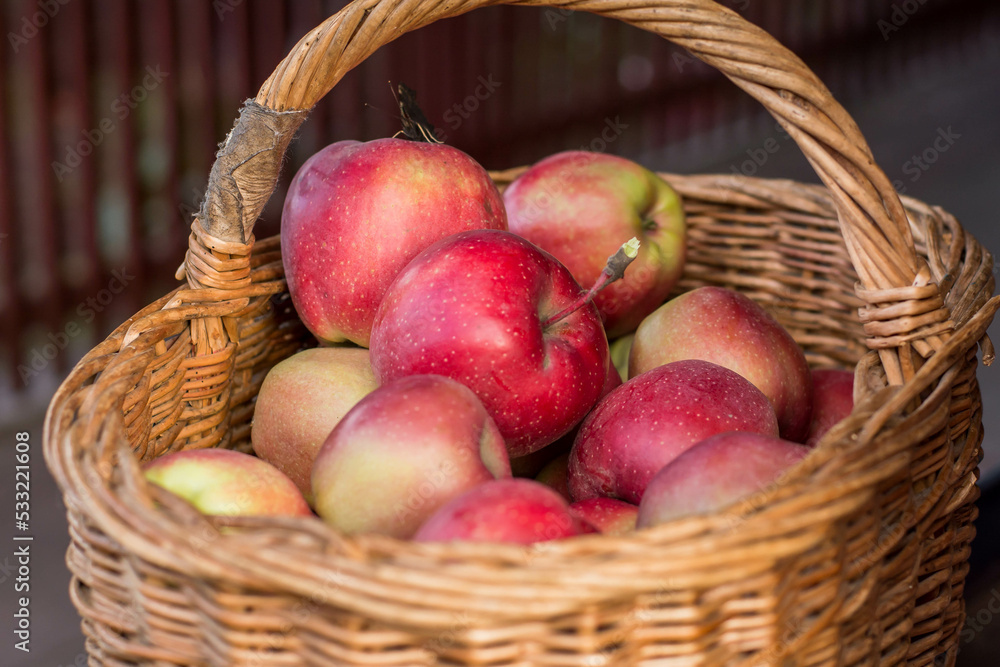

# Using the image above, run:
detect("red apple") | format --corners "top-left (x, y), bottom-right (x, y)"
top-left (143, 449), bottom-right (311, 517)
top-left (601, 354), bottom-right (624, 394)
top-left (251, 347), bottom-right (378, 503)
top-left (629, 286), bottom-right (813, 442)
top-left (636, 432), bottom-right (809, 527)
top-left (413, 478), bottom-right (592, 544)
top-left (509, 359), bottom-right (620, 477)
top-left (370, 229), bottom-right (609, 457)
top-left (281, 138), bottom-right (507, 346)
top-left (570, 497), bottom-right (638, 535)
top-left (311, 374), bottom-right (511, 538)
top-left (806, 368), bottom-right (855, 447)
top-left (504, 151), bottom-right (686, 337)
top-left (569, 359), bottom-right (779, 504)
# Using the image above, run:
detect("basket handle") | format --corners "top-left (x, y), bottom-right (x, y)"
top-left (186, 0), bottom-right (952, 384)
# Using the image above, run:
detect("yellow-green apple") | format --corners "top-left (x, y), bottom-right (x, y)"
top-left (569, 359), bottom-right (779, 504)
top-left (281, 138), bottom-right (507, 346)
top-left (143, 449), bottom-right (312, 517)
top-left (370, 229), bottom-right (611, 457)
top-left (510, 436), bottom-right (570, 478)
top-left (609, 334), bottom-right (633, 382)
top-left (504, 151), bottom-right (686, 337)
top-left (510, 444), bottom-right (563, 478)
top-left (569, 497), bottom-right (638, 535)
top-left (413, 478), bottom-right (593, 544)
top-left (805, 368), bottom-right (854, 447)
top-left (535, 453), bottom-right (571, 501)
top-left (311, 374), bottom-right (511, 538)
top-left (630, 286), bottom-right (813, 442)
top-left (251, 347), bottom-right (377, 503)
top-left (636, 432), bottom-right (809, 527)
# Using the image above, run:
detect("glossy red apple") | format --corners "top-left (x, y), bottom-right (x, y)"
top-left (251, 347), bottom-right (378, 503)
top-left (370, 229), bottom-right (610, 457)
top-left (281, 138), bottom-right (507, 346)
top-left (601, 354), bottom-right (624, 394)
top-left (570, 497), bottom-right (638, 535)
top-left (143, 449), bottom-right (312, 517)
top-left (569, 359), bottom-right (779, 504)
top-left (413, 478), bottom-right (592, 544)
top-left (509, 357), bottom-right (620, 477)
top-left (311, 374), bottom-right (511, 538)
top-left (636, 432), bottom-right (809, 527)
top-left (630, 286), bottom-right (813, 442)
top-left (504, 151), bottom-right (686, 337)
top-left (806, 368), bottom-right (855, 447)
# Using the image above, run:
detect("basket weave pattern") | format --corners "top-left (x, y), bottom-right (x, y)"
top-left (44, 1), bottom-right (998, 665)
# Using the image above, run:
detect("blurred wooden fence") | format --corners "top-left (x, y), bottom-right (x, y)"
top-left (0, 0), bottom-right (991, 402)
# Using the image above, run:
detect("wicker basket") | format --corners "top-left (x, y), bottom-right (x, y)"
top-left (44, 0), bottom-right (1000, 665)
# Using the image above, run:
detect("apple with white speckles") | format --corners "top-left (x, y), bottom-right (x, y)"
top-left (413, 478), bottom-right (593, 544)
top-left (510, 349), bottom-right (624, 476)
top-left (636, 431), bottom-right (809, 527)
top-left (568, 359), bottom-right (780, 504)
top-left (251, 347), bottom-right (378, 504)
top-left (629, 287), bottom-right (813, 442)
top-left (281, 138), bottom-right (507, 347)
top-left (311, 374), bottom-right (511, 538)
top-left (369, 229), bottom-right (610, 458)
top-left (505, 151), bottom-right (686, 338)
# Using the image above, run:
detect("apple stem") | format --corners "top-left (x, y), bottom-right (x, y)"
top-left (542, 238), bottom-right (640, 329)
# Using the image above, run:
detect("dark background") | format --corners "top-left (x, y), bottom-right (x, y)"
top-left (1, 0), bottom-right (999, 664)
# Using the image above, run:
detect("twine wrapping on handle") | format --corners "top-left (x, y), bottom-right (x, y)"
top-left (195, 100), bottom-right (309, 245)
top-left (175, 100), bottom-right (308, 355)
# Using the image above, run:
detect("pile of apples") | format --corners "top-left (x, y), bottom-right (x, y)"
top-left (145, 136), bottom-right (855, 545)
